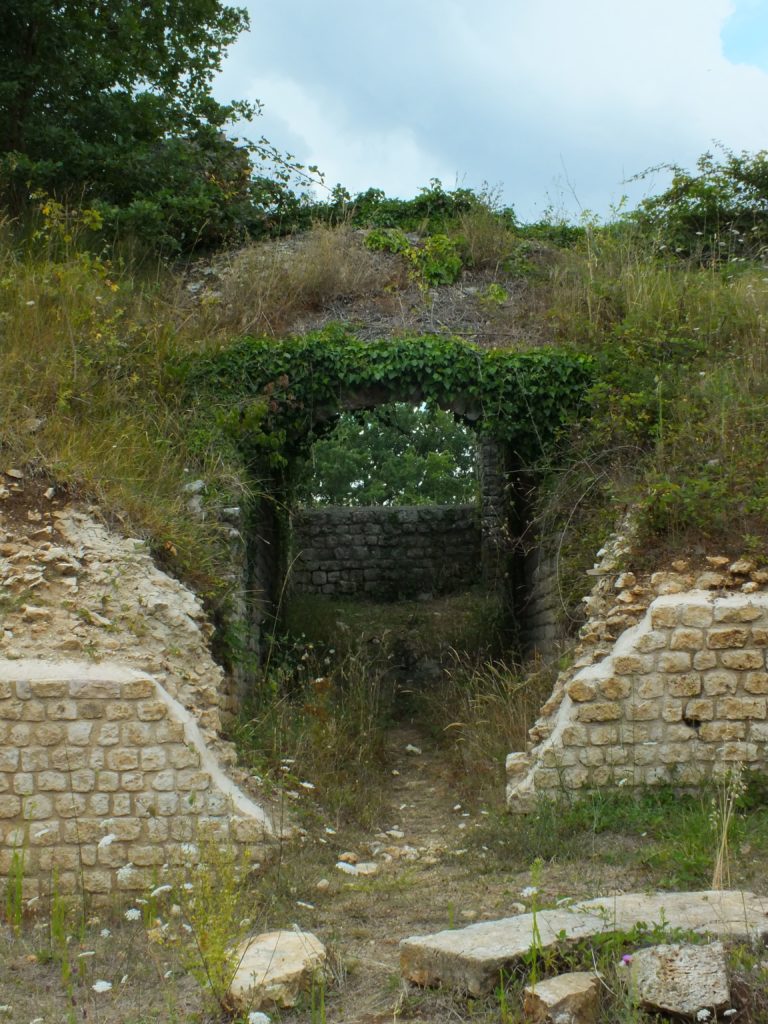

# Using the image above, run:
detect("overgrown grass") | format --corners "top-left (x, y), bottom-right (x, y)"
top-left (423, 655), bottom-right (559, 801)
top-left (0, 207), bottom-right (400, 597)
top-left (202, 222), bottom-right (393, 337)
top-left (234, 636), bottom-right (397, 827)
top-left (473, 773), bottom-right (768, 890)
top-left (0, 203), bottom-right (245, 592)
top-left (527, 218), bottom-right (768, 578)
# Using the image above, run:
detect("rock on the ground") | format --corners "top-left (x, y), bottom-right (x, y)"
top-left (228, 929), bottom-right (326, 1011)
top-left (630, 942), bottom-right (730, 1018)
top-left (523, 972), bottom-right (601, 1024)
top-left (354, 861), bottom-right (379, 876)
top-left (400, 891), bottom-right (768, 996)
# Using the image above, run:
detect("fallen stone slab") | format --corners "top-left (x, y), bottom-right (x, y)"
top-left (630, 942), bottom-right (730, 1019)
top-left (229, 928), bottom-right (326, 1011)
top-left (400, 890), bottom-right (768, 996)
top-left (523, 971), bottom-right (601, 1024)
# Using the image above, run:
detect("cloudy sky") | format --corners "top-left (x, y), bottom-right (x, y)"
top-left (213, 0), bottom-right (768, 222)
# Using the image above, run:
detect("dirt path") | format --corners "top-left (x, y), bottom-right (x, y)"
top-left (265, 705), bottom-right (666, 1024)
top-left (269, 723), bottom-right (529, 1023)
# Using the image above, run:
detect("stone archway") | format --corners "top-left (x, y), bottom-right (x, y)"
top-left (182, 329), bottom-right (594, 700)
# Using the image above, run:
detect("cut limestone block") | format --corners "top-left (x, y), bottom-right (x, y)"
top-left (523, 971), bottom-right (602, 1024)
top-left (228, 929), bottom-right (326, 1011)
top-left (630, 942), bottom-right (730, 1018)
top-left (400, 890), bottom-right (768, 995)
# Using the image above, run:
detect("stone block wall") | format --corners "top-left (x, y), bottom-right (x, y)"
top-left (508, 590), bottom-right (768, 810)
top-left (0, 661), bottom-right (276, 904)
top-left (522, 548), bottom-right (561, 654)
top-left (291, 504), bottom-right (481, 600)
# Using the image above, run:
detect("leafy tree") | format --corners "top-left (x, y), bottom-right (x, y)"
top-left (634, 148), bottom-right (768, 261)
top-left (294, 403), bottom-right (479, 507)
top-left (0, 0), bottom-right (296, 251)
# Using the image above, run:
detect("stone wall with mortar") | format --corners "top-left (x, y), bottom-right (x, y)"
top-left (291, 504), bottom-right (481, 600)
top-left (507, 548), bottom-right (768, 810)
top-left (521, 548), bottom-right (561, 655)
top-left (0, 661), bottom-right (278, 904)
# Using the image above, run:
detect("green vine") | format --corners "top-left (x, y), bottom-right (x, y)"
top-left (179, 326), bottom-right (593, 470)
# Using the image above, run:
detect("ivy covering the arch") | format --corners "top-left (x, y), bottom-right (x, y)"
top-left (180, 326), bottom-right (594, 469)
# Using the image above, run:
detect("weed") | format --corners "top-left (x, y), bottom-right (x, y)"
top-left (235, 637), bottom-right (395, 826)
top-left (710, 764), bottom-right (747, 890)
top-left (404, 233), bottom-right (464, 288)
top-left (522, 858), bottom-right (544, 991)
top-left (473, 778), bottom-right (768, 889)
top-left (211, 223), bottom-right (387, 336)
top-left (428, 655), bottom-right (556, 802)
top-left (3, 845), bottom-right (25, 935)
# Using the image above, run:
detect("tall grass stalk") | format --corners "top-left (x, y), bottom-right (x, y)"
top-left (711, 765), bottom-right (746, 890)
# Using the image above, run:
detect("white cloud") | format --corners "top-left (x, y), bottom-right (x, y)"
top-left (242, 73), bottom-right (455, 196)
top-left (216, 0), bottom-right (768, 218)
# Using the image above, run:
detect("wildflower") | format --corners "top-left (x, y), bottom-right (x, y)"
top-left (150, 884), bottom-right (172, 897)
top-left (520, 886), bottom-right (538, 898)
top-left (116, 863), bottom-right (135, 882)
top-left (696, 1011), bottom-right (711, 1022)
top-left (97, 834), bottom-right (117, 849)
top-left (724, 1011), bottom-right (737, 1018)
top-left (621, 954), bottom-right (633, 966)
top-left (34, 828), bottom-right (51, 838)
top-left (124, 908), bottom-right (141, 921)
top-left (299, 781), bottom-right (315, 790)
top-left (100, 928), bottom-right (111, 938)
top-left (92, 980), bottom-right (112, 993)
top-left (248, 1013), bottom-right (271, 1024)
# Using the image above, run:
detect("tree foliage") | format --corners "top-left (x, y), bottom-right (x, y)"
top-left (293, 403), bottom-right (479, 507)
top-left (0, 0), bottom-right (292, 251)
top-left (635, 148), bottom-right (768, 261)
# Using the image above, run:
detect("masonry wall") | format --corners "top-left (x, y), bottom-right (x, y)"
top-left (220, 494), bottom-right (285, 719)
top-left (0, 661), bottom-right (276, 904)
top-left (522, 548), bottom-right (561, 654)
top-left (291, 504), bottom-right (481, 600)
top-left (508, 566), bottom-right (768, 810)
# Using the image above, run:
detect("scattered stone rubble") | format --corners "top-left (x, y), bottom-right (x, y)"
top-left (0, 474), bottom-right (234, 763)
top-left (523, 971), bottom-right (602, 1024)
top-left (400, 890), bottom-right (768, 996)
top-left (228, 929), bottom-right (327, 1011)
top-left (629, 942), bottom-right (730, 1018)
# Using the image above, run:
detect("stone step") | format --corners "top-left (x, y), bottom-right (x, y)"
top-left (399, 890), bottom-right (768, 996)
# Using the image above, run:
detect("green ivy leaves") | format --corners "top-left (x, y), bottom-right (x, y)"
top-left (182, 328), bottom-right (593, 469)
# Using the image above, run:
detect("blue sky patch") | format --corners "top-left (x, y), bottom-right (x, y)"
top-left (721, 1), bottom-right (768, 71)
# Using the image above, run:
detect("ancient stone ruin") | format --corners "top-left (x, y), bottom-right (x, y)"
top-left (508, 551), bottom-right (768, 809)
